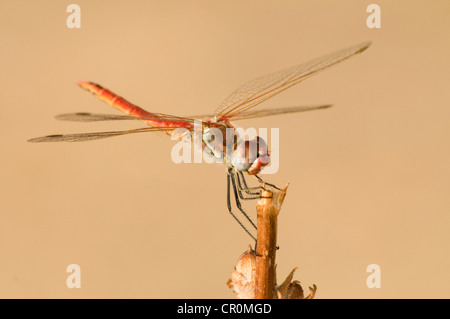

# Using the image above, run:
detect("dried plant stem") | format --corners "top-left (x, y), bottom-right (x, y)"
top-left (228, 183), bottom-right (316, 299)
top-left (255, 184), bottom-right (289, 299)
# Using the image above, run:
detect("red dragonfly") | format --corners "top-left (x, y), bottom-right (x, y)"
top-left (29, 42), bottom-right (371, 241)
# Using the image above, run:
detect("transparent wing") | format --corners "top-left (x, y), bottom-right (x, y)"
top-left (214, 41), bottom-right (371, 119)
top-left (55, 112), bottom-right (145, 122)
top-left (56, 104), bottom-right (332, 124)
top-left (221, 104), bottom-right (332, 121)
top-left (55, 112), bottom-right (198, 123)
top-left (27, 126), bottom-right (181, 143)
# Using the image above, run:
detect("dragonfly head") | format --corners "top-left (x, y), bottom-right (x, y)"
top-left (232, 136), bottom-right (270, 175)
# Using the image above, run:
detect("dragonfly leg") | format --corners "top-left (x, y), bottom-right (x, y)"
top-left (228, 169), bottom-right (258, 230)
top-left (254, 174), bottom-right (281, 191)
top-left (226, 171), bottom-right (257, 242)
top-left (235, 172), bottom-right (262, 199)
top-left (234, 171), bottom-right (273, 199)
top-left (237, 171), bottom-right (263, 195)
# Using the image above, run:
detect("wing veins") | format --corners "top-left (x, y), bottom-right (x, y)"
top-left (28, 126), bottom-right (181, 143)
top-left (216, 42), bottom-right (371, 119)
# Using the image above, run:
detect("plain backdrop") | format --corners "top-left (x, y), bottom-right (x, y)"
top-left (0, 0), bottom-right (449, 298)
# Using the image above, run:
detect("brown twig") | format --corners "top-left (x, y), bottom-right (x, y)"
top-left (255, 184), bottom-right (288, 299)
top-left (227, 183), bottom-right (317, 299)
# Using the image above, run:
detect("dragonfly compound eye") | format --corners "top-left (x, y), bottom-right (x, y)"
top-left (232, 137), bottom-right (270, 173)
top-left (232, 140), bottom-right (258, 172)
top-left (247, 137), bottom-right (270, 175)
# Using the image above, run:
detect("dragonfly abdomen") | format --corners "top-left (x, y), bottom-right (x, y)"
top-left (77, 82), bottom-right (193, 131)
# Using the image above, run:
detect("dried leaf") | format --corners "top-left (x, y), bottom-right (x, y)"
top-left (227, 246), bottom-right (256, 299)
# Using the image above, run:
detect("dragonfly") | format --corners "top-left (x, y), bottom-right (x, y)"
top-left (29, 41), bottom-right (371, 242)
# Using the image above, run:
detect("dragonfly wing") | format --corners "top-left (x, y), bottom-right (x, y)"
top-left (28, 126), bottom-right (180, 143)
top-left (55, 112), bottom-right (199, 123)
top-left (187, 105), bottom-right (332, 121)
top-left (214, 42), bottom-right (371, 119)
top-left (227, 104), bottom-right (332, 121)
top-left (55, 113), bottom-right (141, 122)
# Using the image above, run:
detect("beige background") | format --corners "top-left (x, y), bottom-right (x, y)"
top-left (1, 0), bottom-right (449, 298)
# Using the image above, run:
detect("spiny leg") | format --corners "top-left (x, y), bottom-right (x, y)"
top-left (254, 174), bottom-right (281, 191)
top-left (226, 172), bottom-right (256, 242)
top-left (234, 171), bottom-right (261, 199)
top-left (237, 171), bottom-right (262, 195)
top-left (229, 169), bottom-right (258, 231)
top-left (236, 171), bottom-right (273, 199)
top-left (230, 168), bottom-right (260, 199)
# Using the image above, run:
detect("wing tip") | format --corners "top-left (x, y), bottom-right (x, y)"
top-left (27, 134), bottom-right (64, 143)
top-left (27, 137), bottom-right (44, 143)
top-left (357, 41), bottom-right (372, 54)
